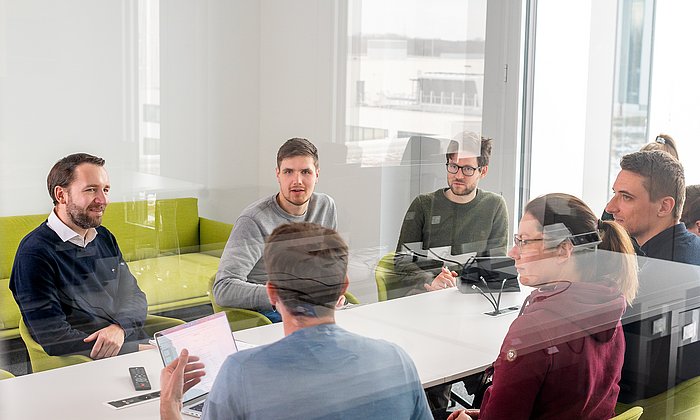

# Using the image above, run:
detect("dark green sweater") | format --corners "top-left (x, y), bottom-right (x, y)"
top-left (393, 188), bottom-right (509, 293)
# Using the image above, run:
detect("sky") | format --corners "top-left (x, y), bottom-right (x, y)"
top-left (358, 0), bottom-right (487, 41)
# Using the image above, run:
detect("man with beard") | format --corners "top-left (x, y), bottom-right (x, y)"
top-left (213, 138), bottom-right (337, 322)
top-left (395, 133), bottom-right (508, 293)
top-left (394, 134), bottom-right (507, 418)
top-left (10, 153), bottom-right (148, 359)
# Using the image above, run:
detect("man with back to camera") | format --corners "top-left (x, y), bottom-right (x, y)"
top-left (606, 150), bottom-right (700, 401)
top-left (395, 132), bottom-right (508, 294)
top-left (160, 223), bottom-right (432, 420)
top-left (213, 138), bottom-right (337, 322)
top-left (9, 153), bottom-right (148, 359)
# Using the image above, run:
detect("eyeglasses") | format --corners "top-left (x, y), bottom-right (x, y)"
top-left (446, 163), bottom-right (481, 176)
top-left (513, 234), bottom-right (544, 249)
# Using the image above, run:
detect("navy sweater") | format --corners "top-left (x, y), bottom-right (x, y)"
top-left (10, 222), bottom-right (147, 357)
top-left (639, 223), bottom-right (700, 265)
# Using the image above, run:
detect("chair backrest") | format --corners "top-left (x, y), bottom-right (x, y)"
top-left (102, 198), bottom-right (200, 261)
top-left (610, 406), bottom-right (643, 420)
top-left (375, 252), bottom-right (415, 301)
top-left (0, 214), bottom-right (47, 280)
top-left (19, 317), bottom-right (91, 373)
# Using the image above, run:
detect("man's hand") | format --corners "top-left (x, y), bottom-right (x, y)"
top-left (160, 349), bottom-right (206, 420)
top-left (447, 409), bottom-right (480, 420)
top-left (83, 324), bottom-right (125, 359)
top-left (424, 267), bottom-right (458, 292)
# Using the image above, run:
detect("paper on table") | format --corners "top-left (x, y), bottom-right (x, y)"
top-left (234, 339), bottom-right (257, 351)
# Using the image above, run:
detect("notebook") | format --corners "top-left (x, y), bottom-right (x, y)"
top-left (155, 312), bottom-right (238, 418)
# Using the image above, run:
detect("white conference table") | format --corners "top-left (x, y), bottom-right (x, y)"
top-left (0, 287), bottom-right (530, 420)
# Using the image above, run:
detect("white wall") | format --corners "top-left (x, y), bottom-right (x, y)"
top-left (0, 0), bottom-right (135, 215)
top-left (0, 0), bottom-right (262, 221)
top-left (0, 0), bottom-right (523, 303)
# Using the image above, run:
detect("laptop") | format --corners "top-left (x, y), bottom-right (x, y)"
top-left (155, 312), bottom-right (238, 418)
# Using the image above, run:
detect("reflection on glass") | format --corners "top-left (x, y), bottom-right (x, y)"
top-left (609, 0), bottom-right (654, 190)
top-left (345, 0), bottom-right (487, 167)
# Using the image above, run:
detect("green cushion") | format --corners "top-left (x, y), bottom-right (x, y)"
top-left (199, 217), bottom-right (234, 257)
top-left (0, 368), bottom-right (14, 380)
top-left (616, 376), bottom-right (700, 419)
top-left (1, 198), bottom-right (224, 336)
top-left (156, 198), bottom-right (200, 254)
top-left (101, 201), bottom-right (159, 261)
top-left (128, 253), bottom-right (221, 311)
top-left (0, 214), bottom-right (48, 279)
top-left (0, 327), bottom-right (19, 340)
top-left (102, 198), bottom-right (201, 261)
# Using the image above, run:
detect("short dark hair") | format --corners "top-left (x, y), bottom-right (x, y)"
top-left (682, 196), bottom-right (700, 229)
top-left (264, 222), bottom-right (348, 318)
top-left (639, 134), bottom-right (679, 160)
top-left (446, 132), bottom-right (493, 167)
top-left (276, 138), bottom-right (319, 168)
top-left (47, 153), bottom-right (105, 205)
top-left (620, 150), bottom-right (685, 219)
top-left (685, 185), bottom-right (700, 208)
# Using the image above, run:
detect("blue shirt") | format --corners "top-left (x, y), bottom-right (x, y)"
top-left (203, 323), bottom-right (431, 420)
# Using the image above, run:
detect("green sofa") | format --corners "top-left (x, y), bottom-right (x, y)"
top-left (0, 197), bottom-right (233, 341)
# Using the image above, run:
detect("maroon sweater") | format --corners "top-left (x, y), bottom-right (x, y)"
top-left (480, 281), bottom-right (626, 420)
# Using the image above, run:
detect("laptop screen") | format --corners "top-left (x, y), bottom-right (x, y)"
top-left (155, 312), bottom-right (238, 403)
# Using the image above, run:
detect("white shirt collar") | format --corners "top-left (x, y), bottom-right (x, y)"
top-left (47, 208), bottom-right (98, 248)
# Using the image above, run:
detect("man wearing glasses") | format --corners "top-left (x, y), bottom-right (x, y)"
top-left (394, 132), bottom-right (508, 417)
top-left (395, 132), bottom-right (508, 294)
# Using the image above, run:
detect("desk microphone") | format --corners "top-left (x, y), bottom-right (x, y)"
top-left (471, 285), bottom-right (498, 313)
top-left (480, 276), bottom-right (498, 307)
top-left (472, 279), bottom-right (519, 317)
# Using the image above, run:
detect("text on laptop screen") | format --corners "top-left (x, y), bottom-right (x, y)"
top-left (155, 312), bottom-right (238, 402)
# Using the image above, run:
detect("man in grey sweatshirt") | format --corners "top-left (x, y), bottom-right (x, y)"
top-left (213, 138), bottom-right (337, 322)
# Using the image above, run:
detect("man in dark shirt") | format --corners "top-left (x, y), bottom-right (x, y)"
top-left (606, 150), bottom-right (700, 264)
top-left (10, 153), bottom-right (148, 359)
top-left (606, 150), bottom-right (700, 401)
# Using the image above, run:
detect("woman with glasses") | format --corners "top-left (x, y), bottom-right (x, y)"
top-left (449, 193), bottom-right (638, 420)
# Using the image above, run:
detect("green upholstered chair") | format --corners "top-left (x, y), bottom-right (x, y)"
top-left (610, 406), bottom-right (643, 420)
top-left (208, 275), bottom-right (272, 332)
top-left (20, 314), bottom-right (184, 373)
top-left (375, 252), bottom-right (414, 301)
top-left (0, 368), bottom-right (15, 380)
top-left (616, 375), bottom-right (700, 419)
top-left (20, 317), bottom-right (92, 373)
top-left (375, 253), bottom-right (395, 301)
top-left (344, 291), bottom-right (360, 305)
